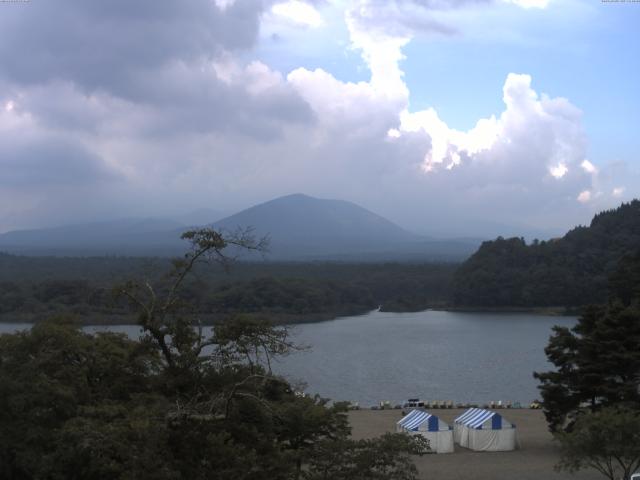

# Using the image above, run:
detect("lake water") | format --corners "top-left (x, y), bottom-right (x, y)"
top-left (0, 310), bottom-right (574, 406)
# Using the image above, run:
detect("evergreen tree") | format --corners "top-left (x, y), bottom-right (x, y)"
top-left (454, 200), bottom-right (640, 308)
top-left (534, 253), bottom-right (640, 432)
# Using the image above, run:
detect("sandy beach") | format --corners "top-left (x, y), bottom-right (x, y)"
top-left (349, 409), bottom-right (602, 480)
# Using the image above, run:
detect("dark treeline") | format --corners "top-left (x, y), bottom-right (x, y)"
top-left (0, 254), bottom-right (456, 324)
top-left (453, 200), bottom-right (640, 308)
top-left (4, 200), bottom-right (640, 322)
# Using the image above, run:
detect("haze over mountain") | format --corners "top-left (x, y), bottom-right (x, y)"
top-left (0, 218), bottom-right (187, 256)
top-left (0, 194), bottom-right (479, 260)
top-left (212, 194), bottom-right (479, 260)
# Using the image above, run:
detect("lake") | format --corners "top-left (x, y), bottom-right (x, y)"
top-left (0, 310), bottom-right (574, 406)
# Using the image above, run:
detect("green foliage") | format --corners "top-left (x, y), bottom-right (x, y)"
top-left (609, 251), bottom-right (640, 307)
top-left (0, 228), bottom-right (423, 479)
top-left (555, 406), bottom-right (640, 480)
top-left (0, 254), bottom-right (456, 323)
top-left (535, 302), bottom-right (640, 431)
top-left (535, 253), bottom-right (640, 432)
top-left (454, 200), bottom-right (640, 307)
top-left (0, 316), bottom-right (385, 480)
top-left (305, 433), bottom-right (428, 480)
top-left (0, 318), bottom-right (162, 480)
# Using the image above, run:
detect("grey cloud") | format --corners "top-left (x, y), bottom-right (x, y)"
top-left (0, 0), bottom-right (317, 234)
top-left (0, 136), bottom-right (117, 187)
top-left (0, 0), bottom-right (265, 94)
top-left (0, 0), bottom-right (315, 143)
top-left (0, 0), bottom-right (628, 239)
top-left (120, 62), bottom-right (314, 140)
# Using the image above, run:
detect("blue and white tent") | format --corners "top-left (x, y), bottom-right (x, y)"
top-left (396, 409), bottom-right (454, 453)
top-left (453, 408), bottom-right (518, 451)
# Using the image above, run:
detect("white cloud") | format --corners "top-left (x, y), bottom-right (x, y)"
top-left (0, 0), bottom-right (633, 236)
top-left (581, 159), bottom-right (597, 174)
top-left (271, 1), bottom-right (325, 28)
top-left (502, 0), bottom-right (551, 8)
top-left (577, 190), bottom-right (591, 203)
top-left (393, 72), bottom-right (587, 192)
top-left (612, 186), bottom-right (625, 198)
top-left (280, 1), bottom-right (610, 234)
top-left (214, 0), bottom-right (237, 11)
top-left (549, 163), bottom-right (568, 179)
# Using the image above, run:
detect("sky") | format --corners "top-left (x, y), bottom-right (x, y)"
top-left (0, 0), bottom-right (639, 237)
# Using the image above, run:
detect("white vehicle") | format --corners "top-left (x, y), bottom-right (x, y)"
top-left (630, 474), bottom-right (640, 480)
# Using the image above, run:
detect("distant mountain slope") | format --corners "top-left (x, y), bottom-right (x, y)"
top-left (0, 218), bottom-right (187, 256)
top-left (213, 193), bottom-right (417, 255)
top-left (0, 194), bottom-right (479, 260)
top-left (453, 200), bottom-right (640, 307)
top-left (212, 194), bottom-right (479, 260)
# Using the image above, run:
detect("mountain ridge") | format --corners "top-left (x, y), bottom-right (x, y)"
top-left (0, 194), bottom-right (479, 260)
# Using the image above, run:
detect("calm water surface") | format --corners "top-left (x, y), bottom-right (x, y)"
top-left (0, 310), bottom-right (574, 406)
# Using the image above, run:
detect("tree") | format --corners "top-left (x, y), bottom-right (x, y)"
top-left (274, 395), bottom-right (350, 479)
top-left (534, 302), bottom-right (640, 431)
top-left (454, 201), bottom-right (640, 308)
top-left (534, 252), bottom-right (640, 432)
top-left (305, 433), bottom-right (429, 480)
top-left (0, 228), bottom-right (425, 479)
top-left (115, 227), bottom-right (269, 371)
top-left (556, 407), bottom-right (640, 480)
top-left (0, 318), bottom-right (163, 480)
top-left (609, 251), bottom-right (640, 307)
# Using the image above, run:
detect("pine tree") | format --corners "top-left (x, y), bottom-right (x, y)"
top-left (534, 254), bottom-right (640, 432)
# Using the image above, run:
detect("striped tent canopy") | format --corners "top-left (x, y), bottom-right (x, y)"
top-left (454, 408), bottom-right (512, 430)
top-left (397, 409), bottom-right (454, 453)
top-left (397, 409), bottom-right (449, 432)
top-left (453, 408), bottom-right (517, 451)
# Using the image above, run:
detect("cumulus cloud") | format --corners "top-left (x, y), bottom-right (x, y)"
top-left (0, 0), bottom-right (265, 92)
top-left (282, 0), bottom-right (611, 233)
top-left (0, 0), bottom-right (316, 230)
top-left (0, 0), bottom-right (634, 236)
top-left (270, 0), bottom-right (325, 27)
top-left (395, 73), bottom-right (588, 182)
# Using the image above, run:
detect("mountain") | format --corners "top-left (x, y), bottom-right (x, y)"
top-left (452, 200), bottom-right (640, 308)
top-left (213, 194), bottom-right (414, 256)
top-left (212, 194), bottom-right (478, 260)
top-left (0, 194), bottom-right (480, 260)
top-left (172, 208), bottom-right (226, 227)
top-left (0, 218), bottom-right (187, 256)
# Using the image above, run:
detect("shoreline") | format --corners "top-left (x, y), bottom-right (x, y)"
top-left (0, 304), bottom-right (581, 326)
top-left (428, 305), bottom-right (581, 316)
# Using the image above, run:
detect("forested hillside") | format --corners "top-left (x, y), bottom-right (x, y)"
top-left (453, 200), bottom-right (640, 308)
top-left (0, 255), bottom-right (455, 324)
